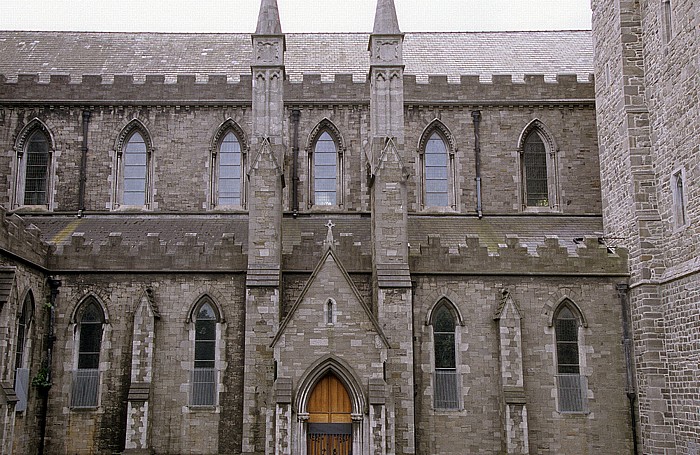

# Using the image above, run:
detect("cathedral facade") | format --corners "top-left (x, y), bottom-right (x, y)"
top-left (1, 0), bottom-right (693, 453)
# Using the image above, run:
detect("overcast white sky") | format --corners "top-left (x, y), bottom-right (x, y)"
top-left (0, 0), bottom-right (592, 33)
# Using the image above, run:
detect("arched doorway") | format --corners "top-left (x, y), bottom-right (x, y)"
top-left (307, 372), bottom-right (352, 454)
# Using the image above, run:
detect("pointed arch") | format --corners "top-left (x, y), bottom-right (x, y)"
top-left (187, 293), bottom-right (224, 323)
top-left (418, 119), bottom-right (457, 209)
top-left (113, 118), bottom-right (154, 209)
top-left (517, 119), bottom-right (560, 211)
top-left (429, 297), bottom-right (460, 409)
top-left (13, 118), bottom-right (57, 208)
top-left (296, 355), bottom-right (366, 416)
top-left (188, 294), bottom-right (223, 406)
top-left (71, 293), bottom-right (110, 324)
top-left (71, 294), bottom-right (106, 408)
top-left (306, 119), bottom-right (345, 207)
top-left (210, 118), bottom-right (249, 154)
top-left (425, 296), bottom-right (464, 327)
top-left (551, 297), bottom-right (587, 412)
top-left (547, 297), bottom-right (588, 328)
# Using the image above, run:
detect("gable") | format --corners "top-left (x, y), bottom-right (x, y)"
top-left (272, 248), bottom-right (389, 348)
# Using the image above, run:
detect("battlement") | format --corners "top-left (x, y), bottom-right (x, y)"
top-left (409, 234), bottom-right (628, 275)
top-left (0, 72), bottom-right (594, 104)
top-left (0, 207), bottom-right (51, 268)
top-left (48, 230), bottom-right (247, 271)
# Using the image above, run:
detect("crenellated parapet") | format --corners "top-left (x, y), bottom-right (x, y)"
top-left (47, 230), bottom-right (246, 271)
top-left (0, 206), bottom-right (51, 267)
top-left (0, 72), bottom-right (594, 105)
top-left (283, 230), bottom-right (372, 272)
top-left (409, 234), bottom-right (628, 275)
top-left (0, 74), bottom-right (252, 103)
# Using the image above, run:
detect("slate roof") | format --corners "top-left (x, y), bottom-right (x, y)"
top-left (0, 31), bottom-right (593, 83)
top-left (22, 214), bottom-right (603, 258)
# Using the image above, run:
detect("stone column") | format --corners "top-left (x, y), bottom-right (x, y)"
top-left (494, 291), bottom-right (529, 454)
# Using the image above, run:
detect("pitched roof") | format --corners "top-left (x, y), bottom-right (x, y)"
top-left (0, 30), bottom-right (593, 83)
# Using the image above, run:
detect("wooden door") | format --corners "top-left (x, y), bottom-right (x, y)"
top-left (307, 373), bottom-right (352, 455)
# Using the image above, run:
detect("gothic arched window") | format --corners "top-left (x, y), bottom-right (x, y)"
top-left (72, 299), bottom-right (104, 408)
top-left (192, 299), bottom-right (219, 406)
top-left (22, 130), bottom-right (51, 206)
top-left (122, 131), bottom-right (148, 206)
top-left (215, 131), bottom-right (243, 207)
top-left (423, 132), bottom-right (450, 207)
top-left (522, 131), bottom-right (549, 207)
top-left (312, 131), bottom-right (338, 206)
top-left (14, 292), bottom-right (33, 412)
top-left (432, 302), bottom-right (458, 409)
top-left (554, 302), bottom-right (586, 412)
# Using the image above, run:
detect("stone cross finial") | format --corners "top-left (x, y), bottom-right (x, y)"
top-left (324, 220), bottom-right (335, 250)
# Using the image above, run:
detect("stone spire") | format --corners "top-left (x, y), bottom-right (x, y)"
top-left (372, 0), bottom-right (401, 34)
top-left (255, 0), bottom-right (282, 34)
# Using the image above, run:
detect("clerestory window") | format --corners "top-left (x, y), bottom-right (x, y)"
top-left (14, 123), bottom-right (54, 209)
top-left (114, 122), bottom-right (153, 209)
top-left (214, 131), bottom-right (244, 207)
top-left (423, 132), bottom-right (450, 207)
top-left (312, 131), bottom-right (338, 206)
top-left (519, 123), bottom-right (559, 211)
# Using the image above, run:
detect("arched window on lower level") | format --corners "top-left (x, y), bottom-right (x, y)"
top-left (14, 292), bottom-right (33, 412)
top-left (191, 298), bottom-right (219, 406)
top-left (432, 301), bottom-right (459, 409)
top-left (554, 301), bottom-right (587, 412)
top-left (71, 299), bottom-right (104, 408)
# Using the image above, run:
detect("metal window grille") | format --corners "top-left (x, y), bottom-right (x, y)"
top-left (434, 369), bottom-right (459, 409)
top-left (191, 368), bottom-right (216, 406)
top-left (557, 374), bottom-right (587, 412)
top-left (71, 369), bottom-right (100, 407)
top-left (307, 423), bottom-right (352, 455)
top-left (14, 368), bottom-right (30, 412)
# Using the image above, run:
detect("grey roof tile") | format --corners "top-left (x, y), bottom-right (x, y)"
top-left (0, 30), bottom-right (593, 83)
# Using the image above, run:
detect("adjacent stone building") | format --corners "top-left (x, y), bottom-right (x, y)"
top-left (592, 0), bottom-right (699, 454)
top-left (0, 0), bottom-right (650, 453)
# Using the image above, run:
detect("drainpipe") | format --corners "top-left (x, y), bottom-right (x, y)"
top-left (291, 109), bottom-right (300, 217)
top-left (78, 111), bottom-right (90, 213)
top-left (38, 277), bottom-right (61, 455)
top-left (617, 283), bottom-right (638, 455)
top-left (471, 110), bottom-right (483, 218)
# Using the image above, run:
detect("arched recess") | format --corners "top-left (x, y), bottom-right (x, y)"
top-left (13, 118), bottom-right (57, 208)
top-left (517, 119), bottom-right (560, 211)
top-left (547, 297), bottom-right (588, 328)
top-left (425, 296), bottom-right (464, 327)
top-left (417, 119), bottom-right (457, 209)
top-left (114, 118), bottom-right (154, 153)
top-left (209, 119), bottom-right (249, 154)
top-left (296, 355), bottom-right (365, 417)
top-left (305, 118), bottom-right (345, 208)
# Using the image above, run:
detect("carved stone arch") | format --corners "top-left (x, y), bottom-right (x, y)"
top-left (426, 296), bottom-right (465, 327)
top-left (296, 355), bottom-right (366, 416)
top-left (17, 288), bottom-right (36, 319)
top-left (114, 118), bottom-right (153, 153)
top-left (210, 118), bottom-right (249, 154)
top-left (306, 118), bottom-right (346, 154)
top-left (14, 117), bottom-right (56, 152)
top-left (418, 119), bottom-right (457, 155)
top-left (71, 292), bottom-right (109, 324)
top-left (548, 297), bottom-right (588, 328)
top-left (517, 118), bottom-right (558, 152)
top-left (186, 293), bottom-right (224, 323)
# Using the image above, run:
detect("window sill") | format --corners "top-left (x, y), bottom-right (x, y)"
top-left (13, 205), bottom-right (50, 213)
top-left (186, 405), bottom-right (219, 413)
top-left (112, 205), bottom-right (151, 212)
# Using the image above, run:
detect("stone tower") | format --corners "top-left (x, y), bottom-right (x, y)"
top-left (592, 0), bottom-right (700, 453)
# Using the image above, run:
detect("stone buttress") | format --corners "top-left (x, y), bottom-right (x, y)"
top-left (369, 0), bottom-right (416, 453)
top-left (242, 0), bottom-right (286, 453)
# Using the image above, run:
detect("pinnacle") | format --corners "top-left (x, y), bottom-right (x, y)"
top-left (372, 0), bottom-right (401, 35)
top-left (255, 0), bottom-right (283, 35)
